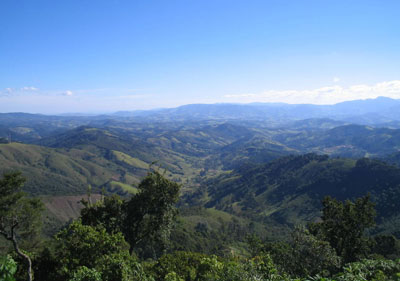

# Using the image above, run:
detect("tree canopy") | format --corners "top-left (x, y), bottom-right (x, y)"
top-left (309, 195), bottom-right (376, 263)
top-left (80, 169), bottom-right (181, 258)
top-left (0, 172), bottom-right (44, 281)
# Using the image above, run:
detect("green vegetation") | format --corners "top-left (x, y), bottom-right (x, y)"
top-left (3, 112), bottom-right (400, 280)
top-left (0, 255), bottom-right (17, 281)
top-left (112, 150), bottom-right (151, 169)
top-left (201, 154), bottom-right (400, 237)
top-left (0, 172), bottom-right (44, 281)
top-left (108, 181), bottom-right (138, 194)
top-left (0, 142), bottom-right (128, 195)
top-left (55, 220), bottom-right (142, 281)
top-left (2, 170), bottom-right (400, 281)
top-left (309, 195), bottom-right (376, 263)
top-left (80, 170), bottom-right (180, 258)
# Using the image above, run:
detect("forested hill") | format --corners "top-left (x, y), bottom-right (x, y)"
top-left (201, 154), bottom-right (400, 233)
top-left (274, 124), bottom-right (400, 157)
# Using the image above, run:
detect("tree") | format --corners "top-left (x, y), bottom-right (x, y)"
top-left (289, 227), bottom-right (341, 276)
top-left (333, 259), bottom-right (400, 281)
top-left (0, 172), bottom-right (44, 281)
top-left (151, 251), bottom-right (287, 281)
top-left (123, 170), bottom-right (181, 256)
top-left (80, 169), bottom-right (181, 257)
top-left (249, 228), bottom-right (341, 277)
top-left (309, 194), bottom-right (376, 263)
top-left (372, 235), bottom-right (400, 259)
top-left (68, 267), bottom-right (102, 281)
top-left (55, 220), bottom-right (147, 281)
top-left (80, 194), bottom-right (124, 234)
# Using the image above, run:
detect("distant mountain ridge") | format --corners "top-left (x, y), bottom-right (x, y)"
top-left (112, 96), bottom-right (400, 124)
top-left (2, 96), bottom-right (400, 121)
top-left (2, 97), bottom-right (400, 144)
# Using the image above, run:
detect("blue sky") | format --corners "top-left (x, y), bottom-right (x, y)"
top-left (1, 0), bottom-right (400, 114)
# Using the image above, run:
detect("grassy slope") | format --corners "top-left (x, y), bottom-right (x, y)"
top-left (39, 126), bottom-right (207, 187)
top-left (0, 142), bottom-right (145, 195)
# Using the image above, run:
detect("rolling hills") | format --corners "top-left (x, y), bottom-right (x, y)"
top-left (3, 100), bottom-right (400, 242)
top-left (199, 154), bottom-right (400, 237)
top-left (0, 142), bottom-right (143, 195)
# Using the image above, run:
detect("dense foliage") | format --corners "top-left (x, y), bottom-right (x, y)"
top-left (1, 170), bottom-right (400, 281)
top-left (0, 255), bottom-right (17, 281)
top-left (80, 169), bottom-right (180, 258)
top-left (0, 172), bottom-right (44, 281)
top-left (309, 195), bottom-right (376, 263)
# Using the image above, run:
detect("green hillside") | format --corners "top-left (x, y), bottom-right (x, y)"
top-left (201, 154), bottom-right (400, 234)
top-left (0, 126), bottom-right (215, 196)
top-left (275, 124), bottom-right (400, 157)
top-left (0, 142), bottom-right (142, 195)
top-left (38, 126), bottom-right (207, 177)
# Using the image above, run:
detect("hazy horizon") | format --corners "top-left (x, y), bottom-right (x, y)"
top-left (0, 95), bottom-right (397, 116)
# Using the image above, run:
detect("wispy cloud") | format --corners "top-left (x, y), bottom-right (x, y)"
top-left (62, 90), bottom-right (73, 96)
top-left (0, 86), bottom-right (39, 96)
top-left (224, 80), bottom-right (400, 105)
top-left (21, 86), bottom-right (39, 91)
top-left (0, 88), bottom-right (13, 96)
top-left (73, 88), bottom-right (149, 95)
top-left (0, 87), bottom-right (149, 98)
top-left (0, 86), bottom-right (158, 113)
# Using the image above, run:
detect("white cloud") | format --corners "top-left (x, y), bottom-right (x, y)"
top-left (21, 86), bottom-right (39, 91)
top-left (333, 77), bottom-right (340, 83)
top-left (224, 80), bottom-right (400, 105)
top-left (62, 90), bottom-right (73, 96)
top-left (0, 88), bottom-right (12, 96)
top-left (1, 86), bottom-right (39, 96)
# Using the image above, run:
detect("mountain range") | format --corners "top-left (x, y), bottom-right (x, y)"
top-left (2, 96), bottom-right (400, 241)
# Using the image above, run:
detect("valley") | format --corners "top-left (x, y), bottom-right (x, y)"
top-left (2, 99), bottom-right (400, 280)
top-left (2, 99), bottom-right (400, 244)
